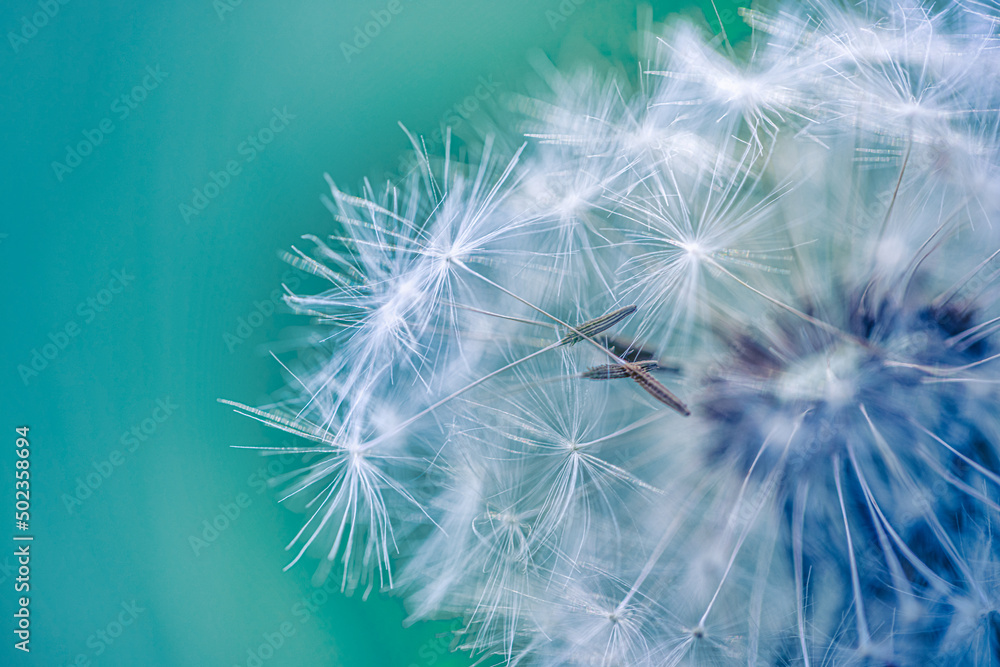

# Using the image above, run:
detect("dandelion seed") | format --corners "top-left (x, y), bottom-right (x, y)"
top-left (582, 360), bottom-right (660, 380)
top-left (558, 305), bottom-right (638, 346)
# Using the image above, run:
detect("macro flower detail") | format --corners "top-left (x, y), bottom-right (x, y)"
top-left (228, 1), bottom-right (1000, 664)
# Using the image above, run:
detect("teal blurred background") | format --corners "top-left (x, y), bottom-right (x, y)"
top-left (1, 1), bottom-right (745, 664)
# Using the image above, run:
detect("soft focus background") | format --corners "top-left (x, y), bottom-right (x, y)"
top-left (1, 1), bottom-right (745, 664)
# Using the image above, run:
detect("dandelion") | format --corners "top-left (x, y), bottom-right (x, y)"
top-left (229, 1), bottom-right (1000, 664)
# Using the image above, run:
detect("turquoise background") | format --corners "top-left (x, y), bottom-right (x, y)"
top-left (1, 1), bottom-right (746, 665)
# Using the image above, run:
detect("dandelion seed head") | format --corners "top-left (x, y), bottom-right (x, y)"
top-left (230, 1), bottom-right (1000, 663)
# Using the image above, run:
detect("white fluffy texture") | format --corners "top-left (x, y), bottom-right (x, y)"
top-left (233, 1), bottom-right (1000, 664)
